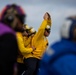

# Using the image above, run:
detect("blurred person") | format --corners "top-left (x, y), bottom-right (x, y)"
top-left (0, 3), bottom-right (31, 75)
top-left (0, 3), bottom-right (26, 75)
top-left (38, 16), bottom-right (76, 75)
top-left (23, 12), bottom-right (52, 75)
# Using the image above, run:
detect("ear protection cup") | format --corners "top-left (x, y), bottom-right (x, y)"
top-left (4, 15), bottom-right (14, 23)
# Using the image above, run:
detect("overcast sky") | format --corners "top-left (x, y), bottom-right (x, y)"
top-left (0, 0), bottom-right (76, 45)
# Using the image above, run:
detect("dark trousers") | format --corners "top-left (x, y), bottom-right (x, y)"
top-left (24, 57), bottom-right (40, 75)
top-left (0, 62), bottom-right (14, 75)
top-left (17, 63), bottom-right (25, 75)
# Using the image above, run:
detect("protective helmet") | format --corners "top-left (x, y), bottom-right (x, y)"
top-left (29, 27), bottom-right (36, 34)
top-left (45, 25), bottom-right (51, 30)
top-left (23, 24), bottom-right (30, 30)
top-left (60, 16), bottom-right (76, 40)
top-left (45, 25), bottom-right (51, 33)
top-left (0, 4), bottom-right (26, 24)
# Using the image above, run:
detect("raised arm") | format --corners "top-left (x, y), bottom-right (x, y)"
top-left (32, 12), bottom-right (52, 45)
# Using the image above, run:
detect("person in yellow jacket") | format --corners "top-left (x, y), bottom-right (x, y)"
top-left (17, 24), bottom-right (30, 63)
top-left (23, 25), bottom-right (32, 48)
top-left (23, 27), bottom-right (36, 58)
top-left (23, 12), bottom-right (52, 75)
top-left (17, 25), bottom-right (36, 64)
top-left (17, 26), bottom-right (36, 75)
top-left (16, 29), bottom-right (36, 75)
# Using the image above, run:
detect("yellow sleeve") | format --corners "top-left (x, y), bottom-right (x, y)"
top-left (32, 20), bottom-right (51, 45)
top-left (17, 36), bottom-right (33, 54)
top-left (23, 36), bottom-right (31, 47)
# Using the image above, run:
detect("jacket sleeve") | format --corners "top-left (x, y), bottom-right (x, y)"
top-left (32, 20), bottom-right (51, 46)
top-left (17, 36), bottom-right (33, 54)
top-left (23, 36), bottom-right (31, 47)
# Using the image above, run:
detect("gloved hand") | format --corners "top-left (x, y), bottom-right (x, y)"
top-left (43, 12), bottom-right (51, 20)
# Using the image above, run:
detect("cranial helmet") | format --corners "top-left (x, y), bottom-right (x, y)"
top-left (60, 16), bottom-right (76, 40)
top-left (0, 4), bottom-right (26, 24)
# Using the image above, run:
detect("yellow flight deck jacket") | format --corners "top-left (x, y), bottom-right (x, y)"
top-left (32, 20), bottom-right (51, 59)
top-left (23, 36), bottom-right (34, 59)
top-left (16, 32), bottom-right (33, 63)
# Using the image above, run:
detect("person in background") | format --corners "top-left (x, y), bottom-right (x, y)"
top-left (16, 24), bottom-right (36, 75)
top-left (23, 24), bottom-right (31, 47)
top-left (23, 12), bottom-right (52, 75)
top-left (23, 25), bottom-right (36, 48)
top-left (23, 27), bottom-right (36, 57)
top-left (21, 26), bottom-right (36, 75)
top-left (38, 16), bottom-right (76, 75)
top-left (17, 24), bottom-right (30, 75)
